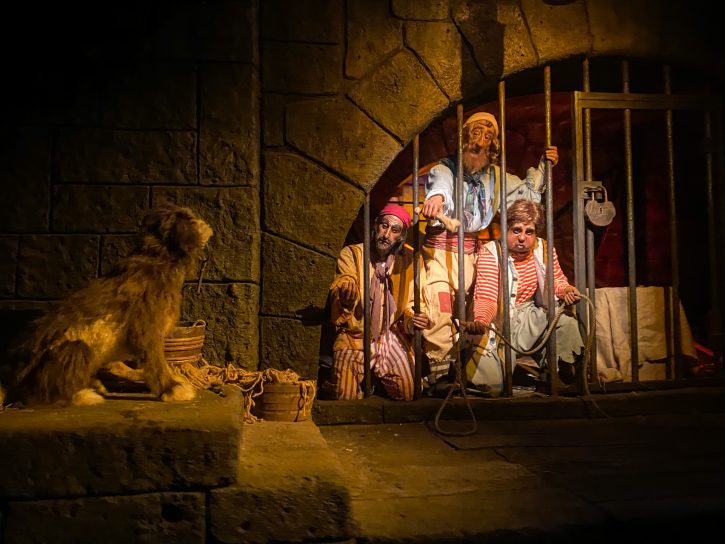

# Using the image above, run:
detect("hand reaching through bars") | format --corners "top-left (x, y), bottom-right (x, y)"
top-left (415, 202), bottom-right (461, 233)
top-left (410, 312), bottom-right (431, 332)
top-left (457, 320), bottom-right (487, 336)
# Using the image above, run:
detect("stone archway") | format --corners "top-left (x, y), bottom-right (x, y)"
top-left (260, 0), bottom-right (724, 379)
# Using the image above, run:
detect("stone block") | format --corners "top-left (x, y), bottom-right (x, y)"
top-left (0, 237), bottom-right (18, 297)
top-left (198, 0), bottom-right (257, 62)
top-left (3, 492), bottom-right (205, 544)
top-left (182, 283), bottom-right (259, 370)
top-left (100, 235), bottom-right (136, 275)
top-left (55, 129), bottom-right (196, 184)
top-left (17, 235), bottom-right (99, 299)
top-left (0, 388), bottom-right (242, 499)
top-left (520, 0), bottom-right (590, 64)
top-left (52, 185), bottom-right (149, 233)
top-left (262, 93), bottom-right (289, 147)
top-left (346, 0), bottom-right (403, 79)
top-left (153, 187), bottom-right (260, 282)
top-left (393, 0), bottom-right (449, 20)
top-left (4, 61), bottom-right (100, 126)
top-left (200, 63), bottom-right (259, 186)
top-left (262, 0), bottom-right (343, 43)
top-left (260, 317), bottom-right (321, 380)
top-left (209, 420), bottom-right (352, 544)
top-left (594, 0), bottom-right (667, 60)
top-left (286, 97), bottom-right (402, 191)
top-left (263, 151), bottom-right (364, 256)
top-left (261, 234), bottom-right (336, 318)
top-left (405, 21), bottom-right (463, 102)
top-left (101, 61), bottom-right (197, 129)
top-left (262, 42), bottom-right (342, 94)
top-left (349, 49), bottom-right (449, 141)
top-left (497, 3), bottom-right (538, 77)
top-left (0, 128), bottom-right (50, 232)
top-left (452, 0), bottom-right (504, 80)
top-left (313, 398), bottom-right (386, 425)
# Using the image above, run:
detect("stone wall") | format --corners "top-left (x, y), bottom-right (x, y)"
top-left (1, 1), bottom-right (722, 378)
top-left (0, 1), bottom-right (261, 370)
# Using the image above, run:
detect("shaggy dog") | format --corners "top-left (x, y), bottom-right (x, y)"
top-left (0, 203), bottom-right (213, 407)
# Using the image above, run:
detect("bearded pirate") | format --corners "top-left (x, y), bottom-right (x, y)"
top-left (419, 111), bottom-right (560, 390)
top-left (322, 204), bottom-right (432, 401)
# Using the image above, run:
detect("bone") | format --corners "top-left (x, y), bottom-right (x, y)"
top-left (414, 206), bottom-right (461, 233)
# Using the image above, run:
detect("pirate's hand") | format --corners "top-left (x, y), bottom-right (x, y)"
top-left (459, 320), bottom-right (487, 336)
top-left (561, 285), bottom-right (581, 306)
top-left (421, 194), bottom-right (444, 219)
top-left (543, 145), bottom-right (559, 167)
top-left (337, 277), bottom-right (358, 308)
top-left (411, 312), bottom-right (431, 331)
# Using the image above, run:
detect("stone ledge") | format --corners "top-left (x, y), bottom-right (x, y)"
top-left (3, 491), bottom-right (205, 544)
top-left (313, 385), bottom-right (725, 425)
top-left (209, 420), bottom-right (354, 543)
top-left (0, 387), bottom-right (242, 500)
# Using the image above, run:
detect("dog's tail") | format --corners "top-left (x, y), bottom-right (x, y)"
top-left (18, 340), bottom-right (94, 405)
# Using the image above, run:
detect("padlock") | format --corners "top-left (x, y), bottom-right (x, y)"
top-left (584, 186), bottom-right (617, 227)
top-left (585, 198), bottom-right (616, 226)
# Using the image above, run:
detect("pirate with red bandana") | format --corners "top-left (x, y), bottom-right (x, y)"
top-left (322, 204), bottom-right (432, 401)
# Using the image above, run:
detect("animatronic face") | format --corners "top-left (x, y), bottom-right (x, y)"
top-left (374, 214), bottom-right (406, 259)
top-left (140, 204), bottom-right (213, 258)
top-left (507, 221), bottom-right (537, 260)
top-left (462, 118), bottom-right (498, 174)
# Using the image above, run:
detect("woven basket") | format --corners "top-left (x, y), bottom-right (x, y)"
top-left (257, 381), bottom-right (316, 422)
top-left (164, 320), bottom-right (206, 367)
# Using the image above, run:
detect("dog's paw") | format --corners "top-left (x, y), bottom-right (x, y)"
top-left (72, 388), bottom-right (105, 406)
top-left (161, 382), bottom-right (196, 402)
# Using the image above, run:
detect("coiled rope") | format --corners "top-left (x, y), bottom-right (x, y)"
top-left (433, 293), bottom-right (607, 437)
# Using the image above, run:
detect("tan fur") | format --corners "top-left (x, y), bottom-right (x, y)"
top-left (2, 203), bottom-right (213, 407)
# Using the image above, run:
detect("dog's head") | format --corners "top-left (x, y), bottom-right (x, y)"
top-left (139, 204), bottom-right (213, 259)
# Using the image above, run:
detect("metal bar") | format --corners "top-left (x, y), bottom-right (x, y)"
top-left (574, 91), bottom-right (715, 111)
top-left (571, 91), bottom-right (590, 393)
top-left (622, 60), bottom-right (640, 384)
top-left (544, 66), bottom-right (557, 397)
top-left (572, 86), bottom-right (586, 320)
top-left (456, 104), bottom-right (466, 326)
top-left (499, 81), bottom-right (513, 397)
top-left (583, 59), bottom-right (597, 386)
top-left (704, 100), bottom-right (722, 374)
top-left (664, 66), bottom-right (682, 381)
top-left (363, 194), bottom-right (372, 397)
top-left (710, 99), bottom-right (725, 373)
top-left (412, 135), bottom-right (422, 399)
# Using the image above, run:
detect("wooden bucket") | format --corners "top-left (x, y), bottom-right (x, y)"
top-left (258, 381), bottom-right (316, 422)
top-left (164, 320), bottom-right (206, 366)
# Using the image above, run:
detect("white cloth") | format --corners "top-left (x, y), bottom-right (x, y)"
top-left (594, 286), bottom-right (696, 382)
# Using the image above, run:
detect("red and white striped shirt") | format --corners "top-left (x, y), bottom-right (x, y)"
top-left (472, 243), bottom-right (570, 325)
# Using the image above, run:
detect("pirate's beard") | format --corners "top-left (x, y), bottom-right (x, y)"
top-left (374, 233), bottom-right (406, 261)
top-left (462, 147), bottom-right (490, 174)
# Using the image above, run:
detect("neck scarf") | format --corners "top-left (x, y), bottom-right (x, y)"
top-left (370, 254), bottom-right (396, 341)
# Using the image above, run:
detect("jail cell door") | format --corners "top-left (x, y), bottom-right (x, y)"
top-left (570, 90), bottom-right (721, 386)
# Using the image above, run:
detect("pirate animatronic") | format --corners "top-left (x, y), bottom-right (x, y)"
top-left (0, 203), bottom-right (213, 407)
top-left (461, 199), bottom-right (583, 396)
top-left (323, 204), bottom-right (432, 401)
top-left (419, 111), bottom-right (559, 387)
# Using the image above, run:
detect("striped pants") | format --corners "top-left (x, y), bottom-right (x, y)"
top-left (327, 327), bottom-right (415, 401)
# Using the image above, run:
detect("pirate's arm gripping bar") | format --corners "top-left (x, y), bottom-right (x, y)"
top-left (413, 206), bottom-right (461, 234)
